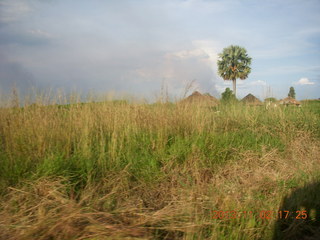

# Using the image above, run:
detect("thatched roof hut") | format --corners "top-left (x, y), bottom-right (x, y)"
top-left (179, 91), bottom-right (219, 106)
top-left (241, 93), bottom-right (263, 106)
top-left (279, 97), bottom-right (301, 106)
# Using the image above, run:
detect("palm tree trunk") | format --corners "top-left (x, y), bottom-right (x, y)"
top-left (232, 79), bottom-right (237, 97)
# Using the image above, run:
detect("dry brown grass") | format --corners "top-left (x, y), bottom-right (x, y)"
top-left (0, 95), bottom-right (319, 239)
top-left (1, 133), bottom-right (319, 240)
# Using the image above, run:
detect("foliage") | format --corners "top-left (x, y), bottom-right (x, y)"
top-left (217, 45), bottom-right (252, 96)
top-left (265, 97), bottom-right (277, 102)
top-left (288, 86), bottom-right (296, 99)
top-left (221, 87), bottom-right (237, 104)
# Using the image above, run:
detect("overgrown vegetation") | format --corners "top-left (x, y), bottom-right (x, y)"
top-left (0, 95), bottom-right (319, 240)
top-left (220, 87), bottom-right (238, 104)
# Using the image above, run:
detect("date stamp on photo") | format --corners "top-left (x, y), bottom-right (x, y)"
top-left (212, 210), bottom-right (308, 220)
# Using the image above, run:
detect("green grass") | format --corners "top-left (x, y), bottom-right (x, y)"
top-left (0, 96), bottom-right (319, 239)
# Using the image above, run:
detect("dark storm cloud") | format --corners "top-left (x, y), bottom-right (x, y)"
top-left (0, 0), bottom-right (319, 100)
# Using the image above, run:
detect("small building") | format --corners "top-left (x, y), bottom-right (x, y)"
top-left (241, 93), bottom-right (263, 106)
top-left (279, 97), bottom-right (301, 106)
top-left (179, 91), bottom-right (219, 107)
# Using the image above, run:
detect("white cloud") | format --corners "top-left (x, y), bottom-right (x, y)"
top-left (192, 40), bottom-right (221, 69)
top-left (167, 49), bottom-right (209, 60)
top-left (295, 78), bottom-right (315, 85)
top-left (249, 80), bottom-right (267, 86)
top-left (218, 79), bottom-right (265, 88)
top-left (28, 29), bottom-right (53, 39)
top-left (263, 65), bottom-right (320, 76)
top-left (215, 84), bottom-right (227, 94)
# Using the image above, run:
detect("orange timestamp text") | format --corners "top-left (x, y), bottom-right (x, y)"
top-left (212, 210), bottom-right (308, 220)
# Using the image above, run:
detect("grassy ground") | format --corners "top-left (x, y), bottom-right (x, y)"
top-left (0, 96), bottom-right (319, 240)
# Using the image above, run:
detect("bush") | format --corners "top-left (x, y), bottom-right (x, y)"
top-left (221, 88), bottom-right (237, 104)
top-left (265, 97), bottom-right (277, 102)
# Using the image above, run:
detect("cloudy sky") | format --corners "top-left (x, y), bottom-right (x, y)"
top-left (0, 0), bottom-right (319, 101)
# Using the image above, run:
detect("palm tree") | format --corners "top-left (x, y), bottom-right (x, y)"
top-left (217, 45), bottom-right (252, 97)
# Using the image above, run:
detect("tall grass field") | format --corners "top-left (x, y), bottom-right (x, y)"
top-left (0, 94), bottom-right (319, 239)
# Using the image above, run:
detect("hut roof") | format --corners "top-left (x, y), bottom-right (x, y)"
top-left (179, 91), bottom-right (219, 106)
top-left (241, 94), bottom-right (263, 105)
top-left (279, 97), bottom-right (301, 105)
